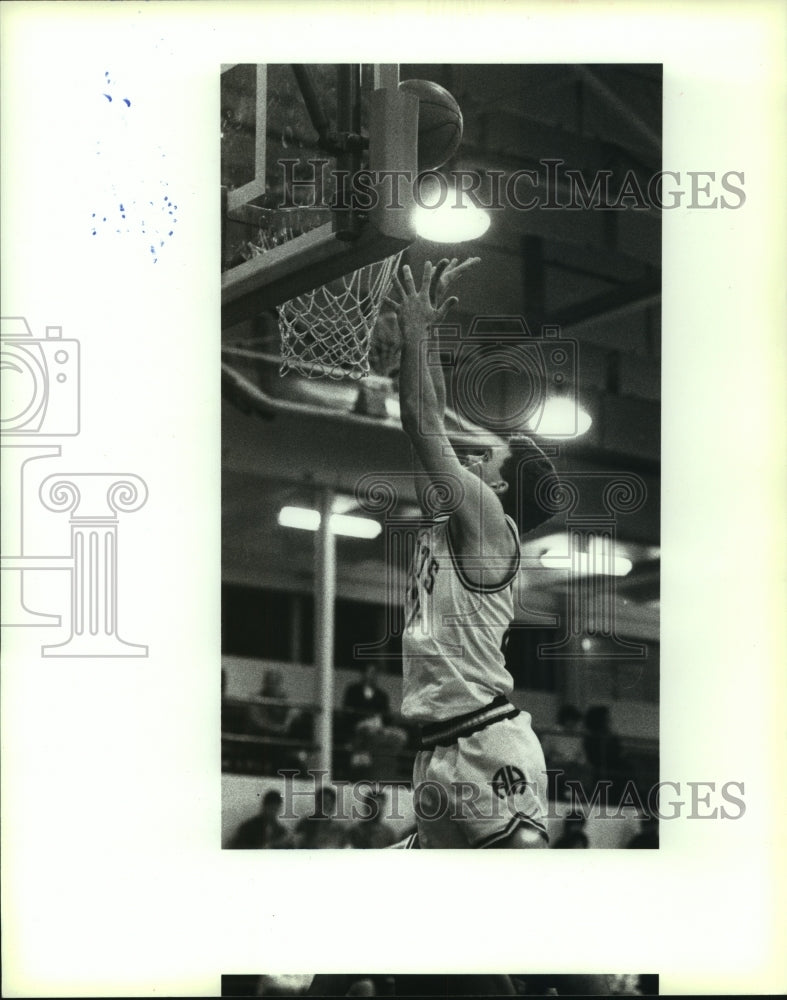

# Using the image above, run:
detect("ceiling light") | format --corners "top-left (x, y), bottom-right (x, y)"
top-left (278, 506), bottom-right (381, 539)
top-left (527, 396), bottom-right (592, 438)
top-left (413, 203), bottom-right (491, 243)
top-left (540, 537), bottom-right (633, 577)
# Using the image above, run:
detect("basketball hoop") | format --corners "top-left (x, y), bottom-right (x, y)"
top-left (278, 250), bottom-right (404, 380)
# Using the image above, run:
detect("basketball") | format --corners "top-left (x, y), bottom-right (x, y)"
top-left (399, 79), bottom-right (463, 172)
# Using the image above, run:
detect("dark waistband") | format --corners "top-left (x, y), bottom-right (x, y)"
top-left (419, 695), bottom-right (520, 749)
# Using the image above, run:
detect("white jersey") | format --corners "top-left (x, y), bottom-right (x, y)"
top-left (401, 514), bottom-right (520, 723)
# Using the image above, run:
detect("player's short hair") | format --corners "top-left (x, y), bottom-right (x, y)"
top-left (497, 436), bottom-right (558, 538)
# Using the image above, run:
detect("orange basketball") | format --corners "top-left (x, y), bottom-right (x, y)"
top-left (399, 79), bottom-right (463, 172)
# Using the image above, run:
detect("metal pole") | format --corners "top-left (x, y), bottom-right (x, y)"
top-left (315, 488), bottom-right (336, 779)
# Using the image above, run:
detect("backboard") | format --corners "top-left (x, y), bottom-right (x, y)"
top-left (221, 64), bottom-right (418, 329)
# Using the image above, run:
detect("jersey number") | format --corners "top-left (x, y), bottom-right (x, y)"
top-left (406, 541), bottom-right (439, 628)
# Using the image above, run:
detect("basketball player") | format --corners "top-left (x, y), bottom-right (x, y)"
top-left (385, 258), bottom-right (558, 849)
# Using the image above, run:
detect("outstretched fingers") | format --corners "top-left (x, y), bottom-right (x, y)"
top-left (441, 256), bottom-right (481, 287)
top-left (435, 295), bottom-right (459, 322)
top-left (401, 263), bottom-right (417, 295)
top-left (392, 256), bottom-right (478, 325)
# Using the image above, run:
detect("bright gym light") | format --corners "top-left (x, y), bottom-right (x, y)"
top-left (539, 536), bottom-right (633, 577)
top-left (413, 202), bottom-right (491, 243)
top-left (528, 396), bottom-right (593, 438)
top-left (278, 506), bottom-right (382, 539)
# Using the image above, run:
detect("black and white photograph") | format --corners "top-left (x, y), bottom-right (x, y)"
top-left (1, 2), bottom-right (785, 996)
top-left (221, 973), bottom-right (660, 997)
top-left (220, 62), bottom-right (663, 852)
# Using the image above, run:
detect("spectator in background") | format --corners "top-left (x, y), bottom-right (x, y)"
top-left (348, 712), bottom-right (408, 782)
top-left (247, 669), bottom-right (304, 776)
top-left (341, 664), bottom-right (408, 782)
top-left (295, 786), bottom-right (349, 849)
top-left (248, 668), bottom-right (294, 736)
top-left (551, 810), bottom-right (589, 849)
top-left (227, 789), bottom-right (294, 849)
top-left (343, 663), bottom-right (390, 722)
top-left (348, 789), bottom-right (397, 849)
top-left (541, 703), bottom-right (591, 800)
top-left (626, 812), bottom-right (659, 849)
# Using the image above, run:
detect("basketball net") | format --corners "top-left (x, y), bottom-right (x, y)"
top-left (278, 250), bottom-right (404, 380)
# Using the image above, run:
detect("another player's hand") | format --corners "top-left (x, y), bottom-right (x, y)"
top-left (386, 258), bottom-right (479, 339)
top-left (429, 257), bottom-right (480, 316)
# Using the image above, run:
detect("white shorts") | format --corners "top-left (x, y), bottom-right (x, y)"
top-left (412, 710), bottom-right (548, 848)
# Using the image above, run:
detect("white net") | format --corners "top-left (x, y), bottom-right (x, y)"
top-left (278, 250), bottom-right (404, 380)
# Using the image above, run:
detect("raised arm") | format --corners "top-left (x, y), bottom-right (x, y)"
top-left (390, 260), bottom-right (516, 580)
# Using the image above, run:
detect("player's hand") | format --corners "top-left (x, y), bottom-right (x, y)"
top-left (386, 258), bottom-right (480, 337)
top-left (429, 257), bottom-right (480, 317)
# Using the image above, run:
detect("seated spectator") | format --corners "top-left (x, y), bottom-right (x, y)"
top-left (348, 712), bottom-right (408, 782)
top-left (227, 789), bottom-right (294, 849)
top-left (348, 789), bottom-right (397, 849)
top-left (247, 669), bottom-right (306, 776)
top-left (248, 669), bottom-right (294, 736)
top-left (551, 810), bottom-right (589, 849)
top-left (343, 663), bottom-right (390, 722)
top-left (295, 786), bottom-right (349, 849)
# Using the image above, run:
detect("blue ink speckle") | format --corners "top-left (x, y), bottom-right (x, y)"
top-left (123, 98), bottom-right (131, 108)
top-left (94, 117), bottom-right (176, 263)
top-left (103, 94), bottom-right (112, 102)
